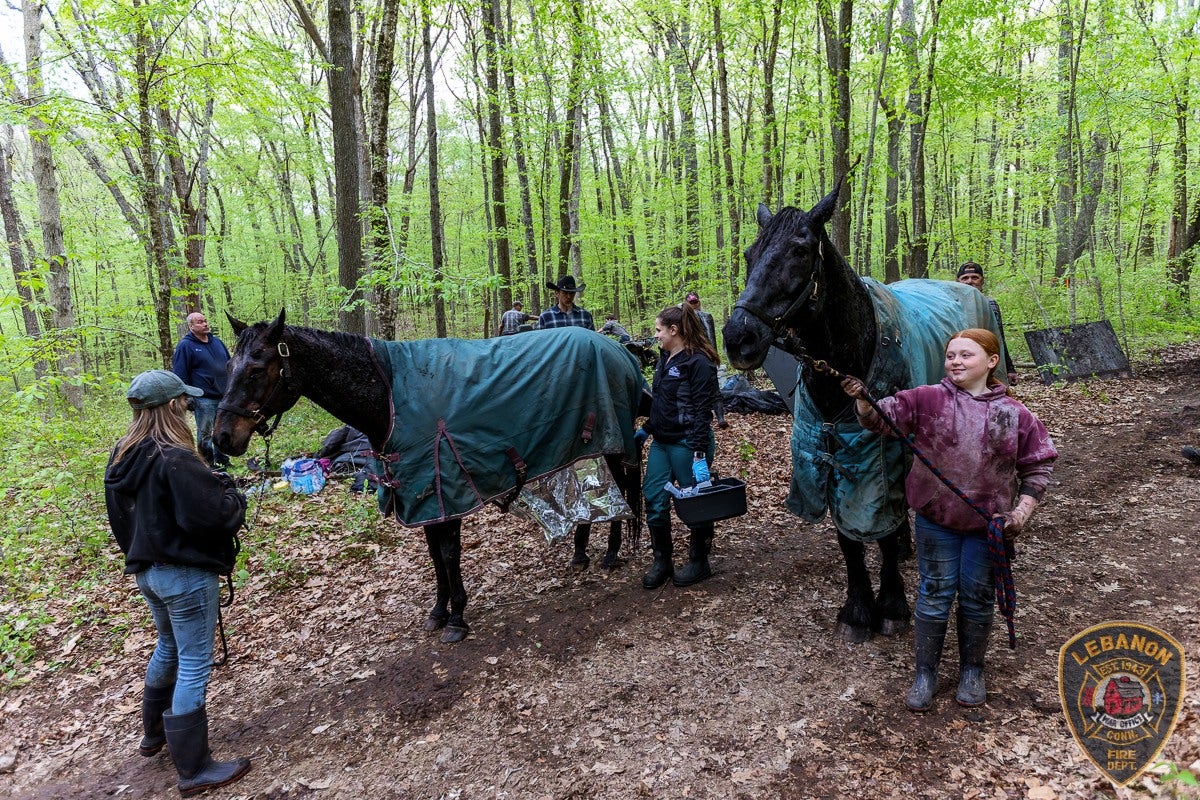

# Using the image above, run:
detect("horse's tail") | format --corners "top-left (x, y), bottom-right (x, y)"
top-left (626, 449), bottom-right (644, 548)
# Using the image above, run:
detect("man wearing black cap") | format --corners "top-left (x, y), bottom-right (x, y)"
top-left (538, 275), bottom-right (595, 330)
top-left (957, 261), bottom-right (1017, 383)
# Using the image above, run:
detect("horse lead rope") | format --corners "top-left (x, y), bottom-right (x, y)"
top-left (789, 349), bottom-right (1019, 650)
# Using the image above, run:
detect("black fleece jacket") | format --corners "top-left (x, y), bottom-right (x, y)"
top-left (105, 439), bottom-right (245, 575)
top-left (645, 348), bottom-right (718, 450)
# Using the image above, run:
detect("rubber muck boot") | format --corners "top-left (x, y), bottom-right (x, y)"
top-left (672, 525), bottom-right (713, 587)
top-left (163, 706), bottom-right (251, 797)
top-left (139, 683), bottom-right (174, 756)
top-left (642, 524), bottom-right (673, 589)
top-left (955, 614), bottom-right (992, 707)
top-left (905, 617), bottom-right (947, 712)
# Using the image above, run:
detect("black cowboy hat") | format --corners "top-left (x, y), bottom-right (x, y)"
top-left (546, 275), bottom-right (585, 293)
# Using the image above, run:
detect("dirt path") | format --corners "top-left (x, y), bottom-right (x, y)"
top-left (3, 344), bottom-right (1200, 800)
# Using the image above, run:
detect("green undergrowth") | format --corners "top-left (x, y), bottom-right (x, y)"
top-left (0, 389), bottom-right (365, 689)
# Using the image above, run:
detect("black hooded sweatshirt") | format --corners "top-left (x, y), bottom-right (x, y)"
top-left (105, 439), bottom-right (245, 575)
top-left (645, 348), bottom-right (718, 450)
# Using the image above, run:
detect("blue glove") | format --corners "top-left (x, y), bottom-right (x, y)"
top-left (691, 455), bottom-right (710, 484)
top-left (633, 427), bottom-right (649, 447)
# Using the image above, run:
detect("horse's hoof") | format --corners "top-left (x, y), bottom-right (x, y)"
top-left (422, 613), bottom-right (449, 632)
top-left (834, 621), bottom-right (872, 644)
top-left (570, 555), bottom-right (590, 572)
top-left (599, 554), bottom-right (622, 570)
top-left (877, 617), bottom-right (910, 637)
top-left (440, 625), bottom-right (470, 644)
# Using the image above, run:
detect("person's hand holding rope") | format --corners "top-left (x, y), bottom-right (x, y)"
top-left (840, 376), bottom-right (875, 418)
top-left (998, 495), bottom-right (1038, 541)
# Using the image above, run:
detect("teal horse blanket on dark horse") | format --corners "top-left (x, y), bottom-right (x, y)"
top-left (368, 327), bottom-right (649, 527)
top-left (785, 278), bottom-right (1006, 541)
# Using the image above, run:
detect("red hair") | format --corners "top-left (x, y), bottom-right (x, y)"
top-left (947, 328), bottom-right (1004, 389)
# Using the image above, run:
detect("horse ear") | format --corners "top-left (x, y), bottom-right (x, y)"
top-left (264, 308), bottom-right (287, 344)
top-left (809, 182), bottom-right (843, 227)
top-left (756, 202), bottom-right (773, 228)
top-left (226, 311), bottom-right (247, 335)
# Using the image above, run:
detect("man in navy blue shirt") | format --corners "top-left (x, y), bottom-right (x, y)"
top-left (172, 312), bottom-right (231, 467)
top-left (538, 276), bottom-right (594, 330)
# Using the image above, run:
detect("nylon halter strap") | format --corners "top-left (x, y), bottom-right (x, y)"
top-left (217, 341), bottom-right (295, 437)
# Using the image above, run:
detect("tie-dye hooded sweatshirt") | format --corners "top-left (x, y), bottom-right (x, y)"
top-left (858, 378), bottom-right (1058, 532)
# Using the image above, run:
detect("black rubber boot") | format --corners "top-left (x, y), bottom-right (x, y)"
top-left (905, 617), bottom-right (947, 712)
top-left (139, 683), bottom-right (174, 756)
top-left (642, 524), bottom-right (673, 589)
top-left (955, 614), bottom-right (992, 708)
top-left (672, 525), bottom-right (713, 587)
top-left (163, 706), bottom-right (251, 797)
top-left (1183, 446), bottom-right (1200, 466)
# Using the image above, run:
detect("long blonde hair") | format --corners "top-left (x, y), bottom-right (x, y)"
top-left (113, 397), bottom-right (201, 464)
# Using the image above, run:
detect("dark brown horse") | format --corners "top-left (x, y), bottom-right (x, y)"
top-left (723, 186), bottom-right (1003, 643)
top-left (213, 311), bottom-right (646, 643)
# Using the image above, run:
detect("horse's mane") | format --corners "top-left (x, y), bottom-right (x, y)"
top-left (234, 321), bottom-right (372, 357)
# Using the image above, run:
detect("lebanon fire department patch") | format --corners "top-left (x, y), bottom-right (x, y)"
top-left (1058, 621), bottom-right (1186, 787)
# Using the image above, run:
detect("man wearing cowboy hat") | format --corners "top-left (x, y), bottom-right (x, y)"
top-left (538, 275), bottom-right (595, 330)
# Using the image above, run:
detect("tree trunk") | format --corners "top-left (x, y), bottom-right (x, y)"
top-left (713, 0), bottom-right (741, 290)
top-left (482, 0), bottom-right (512, 311)
top-left (819, 0), bottom-right (853, 254)
top-left (500, 0), bottom-right (539, 307)
top-left (24, 0), bottom-right (83, 409)
top-left (0, 123), bottom-right (47, 378)
top-left (423, 3), bottom-right (448, 337)
top-left (666, 18), bottom-right (700, 285)
top-left (881, 97), bottom-right (902, 284)
top-left (556, 0), bottom-right (585, 279)
top-left (330, 0), bottom-right (366, 335)
top-left (367, 0), bottom-right (400, 338)
top-left (760, 0), bottom-right (782, 208)
top-left (1053, 6), bottom-right (1078, 279)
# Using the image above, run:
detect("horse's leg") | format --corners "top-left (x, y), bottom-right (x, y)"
top-left (432, 520), bottom-right (470, 644)
top-left (600, 455), bottom-right (626, 570)
top-left (873, 520), bottom-right (912, 636)
top-left (834, 531), bottom-right (876, 644)
top-left (895, 515), bottom-right (914, 562)
top-left (571, 524), bottom-right (591, 571)
top-left (422, 525), bottom-right (451, 631)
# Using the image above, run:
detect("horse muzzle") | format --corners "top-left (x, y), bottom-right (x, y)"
top-left (722, 312), bottom-right (772, 370)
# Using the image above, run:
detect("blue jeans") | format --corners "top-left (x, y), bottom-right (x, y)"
top-left (913, 515), bottom-right (994, 625)
top-left (643, 435), bottom-right (715, 527)
top-left (192, 397), bottom-right (228, 467)
top-left (136, 564), bottom-right (220, 715)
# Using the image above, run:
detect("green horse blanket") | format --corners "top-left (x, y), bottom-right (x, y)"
top-left (368, 327), bottom-right (648, 527)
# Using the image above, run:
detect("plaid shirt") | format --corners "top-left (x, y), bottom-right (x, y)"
top-left (537, 305), bottom-right (594, 330)
top-left (499, 309), bottom-right (532, 334)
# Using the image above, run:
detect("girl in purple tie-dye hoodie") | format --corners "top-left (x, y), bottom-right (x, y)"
top-left (842, 328), bottom-right (1057, 713)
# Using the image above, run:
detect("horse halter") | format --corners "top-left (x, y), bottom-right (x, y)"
top-left (217, 341), bottom-right (297, 437)
top-left (733, 240), bottom-right (825, 342)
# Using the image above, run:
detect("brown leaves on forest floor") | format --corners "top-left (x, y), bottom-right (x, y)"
top-left (3, 343), bottom-right (1200, 799)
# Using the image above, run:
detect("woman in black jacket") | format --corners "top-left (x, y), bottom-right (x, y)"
top-left (637, 305), bottom-right (720, 589)
top-left (105, 369), bottom-right (250, 796)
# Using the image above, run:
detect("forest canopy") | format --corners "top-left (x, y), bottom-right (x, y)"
top-left (1, 0), bottom-right (1199, 414)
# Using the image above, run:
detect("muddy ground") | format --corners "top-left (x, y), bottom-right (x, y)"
top-left (3, 343), bottom-right (1200, 800)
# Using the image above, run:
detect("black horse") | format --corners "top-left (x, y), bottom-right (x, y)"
top-left (723, 185), bottom-right (1003, 643)
top-left (214, 311), bottom-right (646, 643)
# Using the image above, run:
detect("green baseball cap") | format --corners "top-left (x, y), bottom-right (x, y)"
top-left (127, 369), bottom-right (203, 410)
